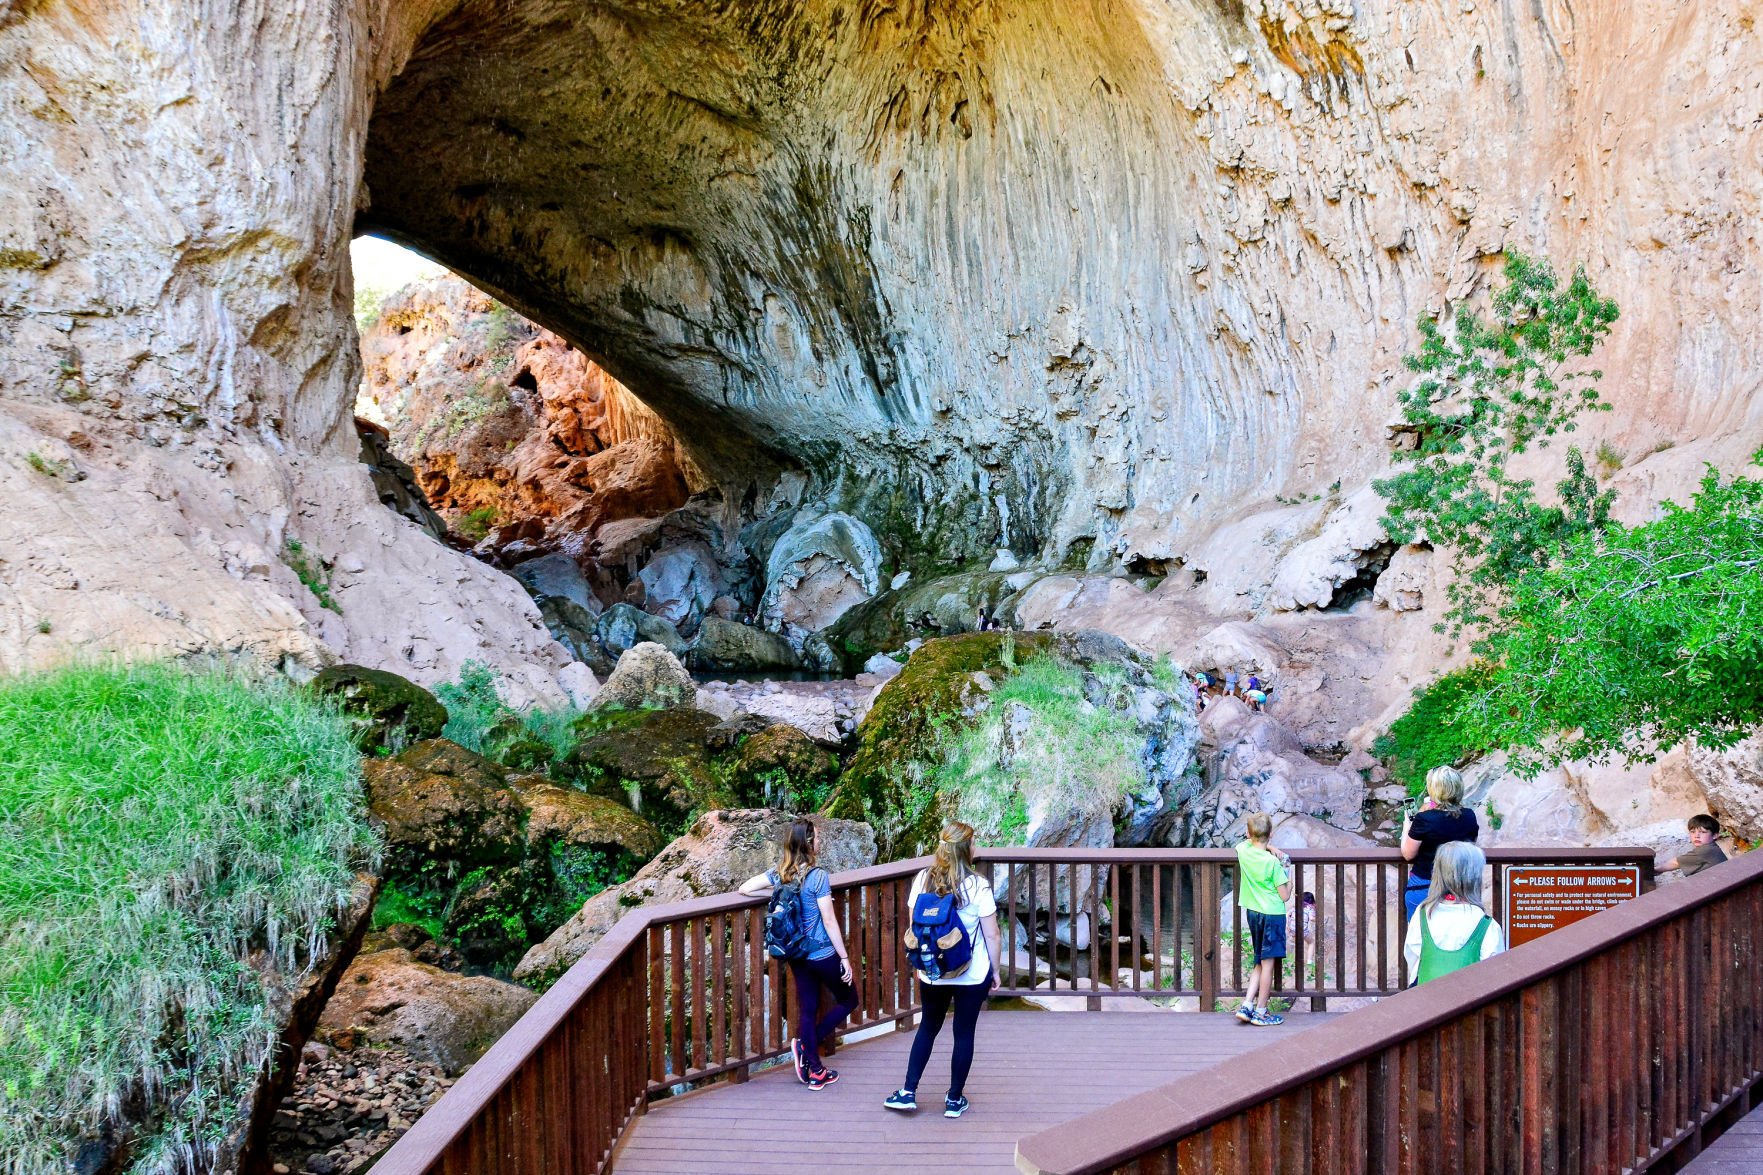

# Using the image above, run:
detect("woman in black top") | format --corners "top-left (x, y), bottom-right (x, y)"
top-left (1400, 765), bottom-right (1479, 920)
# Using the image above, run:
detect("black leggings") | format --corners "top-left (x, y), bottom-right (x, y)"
top-left (903, 978), bottom-right (989, 1098)
top-left (787, 953), bottom-right (857, 1071)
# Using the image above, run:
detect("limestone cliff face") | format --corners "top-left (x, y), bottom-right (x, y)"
top-left (357, 275), bottom-right (702, 561)
top-left (1, 0), bottom-right (1759, 684)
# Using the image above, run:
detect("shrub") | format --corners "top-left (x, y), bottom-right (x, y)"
top-left (1372, 663), bottom-right (1496, 794)
top-left (434, 659), bottom-right (581, 769)
top-left (0, 662), bottom-right (377, 1173)
top-left (284, 537), bottom-right (342, 614)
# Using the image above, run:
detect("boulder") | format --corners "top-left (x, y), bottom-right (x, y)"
top-left (595, 603), bottom-right (688, 658)
top-left (685, 616), bottom-right (801, 673)
top-left (733, 723), bottom-right (840, 806)
top-left (1195, 705), bottom-right (1367, 841)
top-left (824, 570), bottom-right (1020, 672)
top-left (309, 664), bottom-right (448, 752)
top-left (1688, 730), bottom-right (1763, 841)
top-left (536, 596), bottom-right (606, 669)
top-left (564, 707), bottom-right (730, 826)
top-left (742, 690), bottom-right (843, 744)
top-left (592, 641), bottom-right (697, 711)
top-left (510, 552), bottom-right (604, 617)
top-left (638, 541), bottom-right (721, 633)
top-left (510, 775), bottom-right (666, 860)
top-left (318, 948), bottom-right (537, 1074)
top-left (362, 740), bottom-right (526, 869)
top-left (760, 511), bottom-right (883, 635)
top-left (862, 653), bottom-right (905, 681)
top-left (515, 809), bottom-right (876, 986)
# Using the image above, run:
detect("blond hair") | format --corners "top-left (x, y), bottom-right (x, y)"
top-left (1422, 841), bottom-right (1487, 920)
top-left (1426, 766), bottom-right (1465, 816)
top-left (1244, 812), bottom-right (1273, 842)
top-left (925, 820), bottom-right (978, 903)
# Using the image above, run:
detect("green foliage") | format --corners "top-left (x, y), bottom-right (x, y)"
top-left (33, 619), bottom-right (50, 635)
top-left (284, 538), bottom-right (342, 614)
top-left (456, 505), bottom-right (499, 543)
top-left (1442, 456), bottom-right (1763, 771)
top-left (372, 880), bottom-right (448, 942)
top-left (939, 656), bottom-right (1142, 846)
top-left (434, 660), bottom-right (581, 770)
top-left (0, 663), bottom-right (376, 1173)
top-left (482, 302), bottom-right (524, 367)
top-left (24, 451), bottom-right (68, 478)
top-left (1374, 252), bottom-right (1620, 635)
top-left (1371, 664), bottom-right (1496, 794)
top-left (354, 284), bottom-right (389, 333)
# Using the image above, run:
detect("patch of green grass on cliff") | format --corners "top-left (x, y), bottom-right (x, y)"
top-left (0, 663), bottom-right (378, 1174)
top-left (825, 631), bottom-right (1053, 856)
top-left (939, 655), bottom-right (1143, 846)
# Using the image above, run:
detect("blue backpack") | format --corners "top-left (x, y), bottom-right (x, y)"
top-left (905, 888), bottom-right (974, 980)
top-left (764, 871), bottom-right (818, 960)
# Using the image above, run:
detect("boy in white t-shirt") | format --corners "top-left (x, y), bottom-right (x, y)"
top-left (882, 822), bottom-right (1001, 1120)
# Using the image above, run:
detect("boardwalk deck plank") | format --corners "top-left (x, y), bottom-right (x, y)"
top-left (614, 1011), bottom-right (1333, 1173)
top-left (1681, 1100), bottom-right (1763, 1174)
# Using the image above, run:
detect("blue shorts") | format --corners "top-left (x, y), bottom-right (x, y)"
top-left (1246, 910), bottom-right (1287, 963)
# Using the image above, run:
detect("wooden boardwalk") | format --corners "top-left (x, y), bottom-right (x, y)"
top-left (1681, 1101), bottom-right (1763, 1173)
top-left (613, 1010), bottom-right (1333, 1173)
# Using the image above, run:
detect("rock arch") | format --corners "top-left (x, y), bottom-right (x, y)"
top-left (3, 0), bottom-right (1760, 689)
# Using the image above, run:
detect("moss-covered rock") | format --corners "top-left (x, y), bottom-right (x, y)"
top-left (310, 663), bottom-right (448, 751)
top-left (734, 722), bottom-right (840, 808)
top-left (824, 571), bottom-right (1022, 671)
top-left (562, 707), bottom-right (739, 830)
top-left (685, 615), bottom-right (800, 672)
top-left (362, 739), bottom-right (526, 871)
top-left (825, 631), bottom-right (1053, 854)
top-left (364, 740), bottom-right (664, 971)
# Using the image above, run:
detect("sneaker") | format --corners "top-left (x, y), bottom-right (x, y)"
top-left (1233, 1002), bottom-right (1254, 1024)
top-left (883, 1089), bottom-right (918, 1112)
top-left (944, 1094), bottom-right (970, 1119)
top-left (790, 1038), bottom-right (808, 1084)
top-left (1252, 1009), bottom-right (1285, 1027)
top-left (807, 1067), bottom-right (839, 1090)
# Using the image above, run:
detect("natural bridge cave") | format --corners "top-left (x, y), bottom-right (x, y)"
top-left (2, 0), bottom-right (1759, 701)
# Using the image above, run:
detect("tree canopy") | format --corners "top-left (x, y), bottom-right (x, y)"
top-left (1375, 252), bottom-right (1763, 772)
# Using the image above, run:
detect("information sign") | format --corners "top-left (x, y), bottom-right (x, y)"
top-left (1503, 865), bottom-right (1641, 948)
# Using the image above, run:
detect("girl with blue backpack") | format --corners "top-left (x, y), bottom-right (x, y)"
top-left (738, 818), bottom-right (856, 1090)
top-left (883, 820), bottom-right (1000, 1120)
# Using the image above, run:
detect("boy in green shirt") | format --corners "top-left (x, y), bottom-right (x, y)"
top-left (1234, 812), bottom-right (1293, 1026)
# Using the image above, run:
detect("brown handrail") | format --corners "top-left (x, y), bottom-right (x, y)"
top-left (1015, 848), bottom-right (1761, 1174)
top-left (372, 846), bottom-right (1656, 1174)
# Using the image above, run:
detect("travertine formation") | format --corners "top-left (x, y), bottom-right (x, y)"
top-left (2, 2), bottom-right (1759, 697)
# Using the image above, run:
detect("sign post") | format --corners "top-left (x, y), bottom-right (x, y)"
top-left (1503, 865), bottom-right (1642, 948)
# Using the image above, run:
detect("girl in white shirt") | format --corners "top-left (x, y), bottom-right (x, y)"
top-left (1403, 840), bottom-right (1506, 985)
top-left (882, 821), bottom-right (1001, 1119)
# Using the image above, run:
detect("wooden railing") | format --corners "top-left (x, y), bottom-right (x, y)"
top-left (1015, 847), bottom-right (1763, 1175)
top-left (372, 846), bottom-right (1654, 1175)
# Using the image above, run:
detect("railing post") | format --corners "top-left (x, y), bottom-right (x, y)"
top-left (1197, 862), bottom-right (1219, 1013)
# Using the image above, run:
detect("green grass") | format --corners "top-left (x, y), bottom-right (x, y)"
top-left (0, 663), bottom-right (378, 1173)
top-left (284, 538), bottom-right (342, 614)
top-left (434, 659), bottom-right (582, 768)
top-left (938, 655), bottom-right (1142, 844)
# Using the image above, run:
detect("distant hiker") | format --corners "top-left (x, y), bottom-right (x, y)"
top-left (1224, 669), bottom-right (1239, 696)
top-left (1233, 812), bottom-right (1292, 1026)
top-left (1400, 766), bottom-right (1479, 920)
top-left (1246, 674), bottom-right (1261, 693)
top-left (738, 818), bottom-right (856, 1091)
top-left (1244, 687), bottom-right (1267, 711)
top-left (1403, 841), bottom-right (1505, 985)
top-left (1300, 891), bottom-right (1316, 942)
top-left (1663, 814), bottom-right (1727, 877)
top-left (884, 821), bottom-right (1001, 1120)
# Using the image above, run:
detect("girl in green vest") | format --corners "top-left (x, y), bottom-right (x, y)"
top-left (1402, 841), bottom-right (1506, 985)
